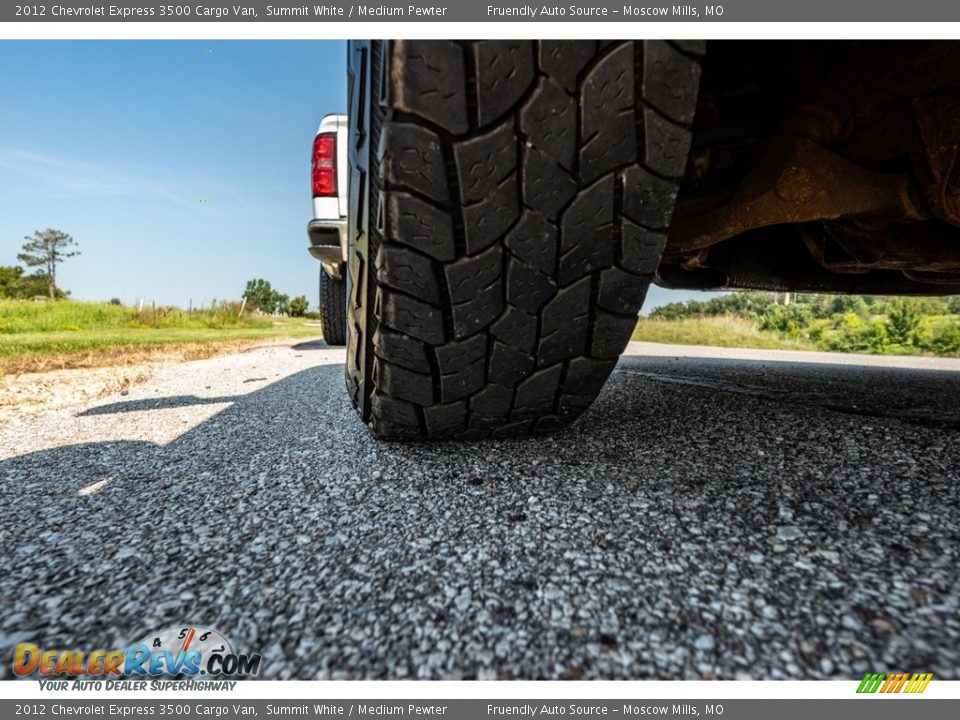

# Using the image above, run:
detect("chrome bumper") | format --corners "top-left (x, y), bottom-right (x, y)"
top-left (307, 218), bottom-right (348, 279)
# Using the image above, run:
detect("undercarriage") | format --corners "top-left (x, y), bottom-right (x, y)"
top-left (662, 41), bottom-right (960, 295)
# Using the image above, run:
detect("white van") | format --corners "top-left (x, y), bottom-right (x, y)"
top-left (307, 113), bottom-right (348, 345)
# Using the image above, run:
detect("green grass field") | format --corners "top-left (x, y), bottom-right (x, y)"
top-left (0, 300), bottom-right (322, 372)
top-left (632, 316), bottom-right (817, 351)
top-left (9, 297), bottom-right (951, 376)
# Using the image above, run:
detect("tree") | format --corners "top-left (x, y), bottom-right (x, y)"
top-left (885, 297), bottom-right (922, 345)
top-left (287, 295), bottom-right (310, 317)
top-left (0, 266), bottom-right (23, 298)
top-left (242, 279), bottom-right (310, 315)
top-left (0, 265), bottom-right (67, 299)
top-left (829, 294), bottom-right (869, 318)
top-left (17, 229), bottom-right (80, 299)
top-left (243, 278), bottom-right (280, 313)
top-left (19, 273), bottom-right (67, 299)
top-left (927, 320), bottom-right (960, 354)
top-left (758, 303), bottom-right (813, 338)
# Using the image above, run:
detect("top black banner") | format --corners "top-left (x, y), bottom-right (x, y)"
top-left (4, 0), bottom-right (960, 22)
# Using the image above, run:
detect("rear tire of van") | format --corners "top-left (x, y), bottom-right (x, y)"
top-left (345, 40), bottom-right (703, 439)
top-left (319, 269), bottom-right (346, 346)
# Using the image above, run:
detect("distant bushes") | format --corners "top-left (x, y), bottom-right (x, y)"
top-left (647, 292), bottom-right (960, 356)
top-left (650, 292), bottom-right (777, 321)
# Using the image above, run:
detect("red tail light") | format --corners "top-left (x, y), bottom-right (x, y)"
top-left (311, 132), bottom-right (337, 197)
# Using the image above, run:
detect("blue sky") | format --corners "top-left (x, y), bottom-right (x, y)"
top-left (0, 41), bottom-right (715, 311)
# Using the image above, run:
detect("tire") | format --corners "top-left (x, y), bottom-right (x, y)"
top-left (346, 40), bottom-right (703, 439)
top-left (319, 269), bottom-right (346, 346)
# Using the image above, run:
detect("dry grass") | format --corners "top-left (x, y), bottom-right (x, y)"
top-left (0, 300), bottom-right (324, 374)
top-left (632, 315), bottom-right (817, 351)
top-left (0, 301), bottom-right (325, 419)
top-left (0, 337), bottom-right (299, 375)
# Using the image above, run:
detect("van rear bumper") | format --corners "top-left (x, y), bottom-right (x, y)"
top-left (307, 218), bottom-right (347, 278)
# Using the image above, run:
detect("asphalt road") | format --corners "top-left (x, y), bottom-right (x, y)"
top-left (1, 341), bottom-right (958, 680)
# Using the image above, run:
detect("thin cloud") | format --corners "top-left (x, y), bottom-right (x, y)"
top-left (0, 146), bottom-right (229, 209)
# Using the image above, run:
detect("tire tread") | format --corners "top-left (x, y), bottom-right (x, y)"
top-left (319, 271), bottom-right (347, 346)
top-left (346, 40), bottom-right (701, 439)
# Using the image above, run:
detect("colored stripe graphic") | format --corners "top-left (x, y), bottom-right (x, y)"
top-left (857, 672), bottom-right (933, 694)
top-left (882, 672), bottom-right (900, 693)
top-left (857, 672), bottom-right (885, 693)
top-left (907, 673), bottom-right (934, 693)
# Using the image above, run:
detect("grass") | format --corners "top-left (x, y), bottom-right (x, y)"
top-left (632, 315), bottom-right (817, 351)
top-left (0, 300), bottom-right (841, 376)
top-left (0, 300), bottom-right (322, 373)
top-left (0, 297), bottom-right (279, 333)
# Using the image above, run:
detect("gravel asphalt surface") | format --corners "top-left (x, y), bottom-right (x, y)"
top-left (1, 341), bottom-right (958, 680)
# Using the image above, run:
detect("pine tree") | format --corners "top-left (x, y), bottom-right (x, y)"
top-left (17, 229), bottom-right (80, 299)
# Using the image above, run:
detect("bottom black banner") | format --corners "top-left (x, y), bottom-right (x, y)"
top-left (2, 699), bottom-right (958, 720)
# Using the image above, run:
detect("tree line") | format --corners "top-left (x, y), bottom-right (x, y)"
top-left (5, 228), bottom-right (313, 317)
top-left (649, 292), bottom-right (960, 355)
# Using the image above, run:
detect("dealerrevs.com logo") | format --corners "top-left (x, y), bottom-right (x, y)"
top-left (13, 625), bottom-right (261, 678)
